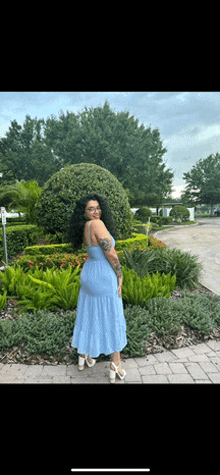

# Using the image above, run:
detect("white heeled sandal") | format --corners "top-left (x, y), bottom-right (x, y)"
top-left (109, 361), bottom-right (126, 383)
top-left (78, 354), bottom-right (96, 371)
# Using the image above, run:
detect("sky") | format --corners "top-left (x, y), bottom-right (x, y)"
top-left (1, 91), bottom-right (220, 198)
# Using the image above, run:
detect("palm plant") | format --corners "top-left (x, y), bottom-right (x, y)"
top-left (0, 179), bottom-right (41, 223)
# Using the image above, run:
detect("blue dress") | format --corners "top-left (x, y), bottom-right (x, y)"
top-left (71, 233), bottom-right (127, 358)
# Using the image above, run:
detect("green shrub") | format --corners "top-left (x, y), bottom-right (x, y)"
top-left (0, 291), bottom-right (7, 310)
top-left (0, 319), bottom-right (24, 349)
top-left (157, 248), bottom-right (202, 288)
top-left (177, 292), bottom-right (220, 334)
top-left (35, 163), bottom-right (133, 240)
top-left (122, 267), bottom-right (176, 306)
top-left (121, 249), bottom-right (158, 278)
top-left (14, 234), bottom-right (161, 272)
top-left (145, 292), bottom-right (220, 335)
top-left (6, 220), bottom-right (27, 227)
top-left (17, 285), bottom-right (58, 312)
top-left (0, 310), bottom-right (76, 355)
top-left (0, 266), bottom-right (31, 296)
top-left (158, 216), bottom-right (173, 226)
top-left (116, 234), bottom-right (149, 251)
top-left (122, 306), bottom-right (152, 357)
top-left (169, 206), bottom-right (190, 222)
top-left (134, 207), bottom-right (152, 222)
top-left (0, 225), bottom-right (43, 262)
top-left (25, 235), bottom-right (149, 257)
top-left (5, 216), bottom-right (27, 225)
top-left (1, 293), bottom-right (220, 358)
top-left (0, 265), bottom-right (81, 312)
top-left (19, 311), bottom-right (75, 355)
top-left (144, 297), bottom-right (182, 335)
top-left (150, 216), bottom-right (159, 224)
top-left (122, 247), bottom-right (202, 288)
top-left (131, 222), bottom-right (152, 235)
top-left (24, 243), bottom-right (74, 256)
top-left (17, 266), bottom-right (80, 312)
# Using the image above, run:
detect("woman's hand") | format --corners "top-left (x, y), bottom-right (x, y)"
top-left (118, 276), bottom-right (123, 298)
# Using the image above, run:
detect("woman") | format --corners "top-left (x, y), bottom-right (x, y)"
top-left (69, 193), bottom-right (127, 383)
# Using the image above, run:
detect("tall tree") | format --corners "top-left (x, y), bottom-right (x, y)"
top-left (0, 116), bottom-right (61, 186)
top-left (44, 102), bottom-right (172, 206)
top-left (183, 153), bottom-right (220, 213)
top-left (0, 102), bottom-right (173, 205)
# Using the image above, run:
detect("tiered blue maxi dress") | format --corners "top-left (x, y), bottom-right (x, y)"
top-left (71, 228), bottom-right (127, 358)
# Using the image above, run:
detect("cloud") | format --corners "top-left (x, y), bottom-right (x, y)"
top-left (148, 92), bottom-right (220, 137)
top-left (0, 122), bottom-right (11, 138)
top-left (196, 124), bottom-right (220, 142)
top-left (171, 185), bottom-right (186, 199)
top-left (163, 117), bottom-right (220, 186)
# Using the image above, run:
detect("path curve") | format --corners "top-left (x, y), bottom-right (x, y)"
top-left (154, 218), bottom-right (220, 295)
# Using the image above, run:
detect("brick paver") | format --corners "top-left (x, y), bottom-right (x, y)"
top-left (167, 373), bottom-right (194, 383)
top-left (168, 363), bottom-right (188, 374)
top-left (184, 363), bottom-right (209, 380)
top-left (1, 338), bottom-right (220, 383)
top-left (154, 362), bottom-right (172, 374)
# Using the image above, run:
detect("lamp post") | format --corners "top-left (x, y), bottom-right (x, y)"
top-left (1, 207), bottom-right (8, 266)
top-left (0, 174), bottom-right (9, 267)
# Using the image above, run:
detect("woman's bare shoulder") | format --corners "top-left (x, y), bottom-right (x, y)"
top-left (85, 219), bottom-right (103, 227)
top-left (92, 218), bottom-right (105, 228)
top-left (92, 219), bottom-right (108, 235)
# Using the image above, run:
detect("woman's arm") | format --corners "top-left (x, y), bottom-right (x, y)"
top-left (93, 219), bottom-right (123, 296)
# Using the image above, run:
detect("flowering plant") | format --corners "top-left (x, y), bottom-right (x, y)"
top-left (13, 252), bottom-right (88, 272)
top-left (147, 236), bottom-right (166, 249)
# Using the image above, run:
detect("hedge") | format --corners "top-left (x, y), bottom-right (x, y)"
top-left (0, 225), bottom-right (43, 262)
top-left (116, 234), bottom-right (149, 251)
top-left (25, 243), bottom-right (74, 256)
top-left (24, 234), bottom-right (149, 256)
top-left (13, 233), bottom-right (167, 272)
top-left (158, 216), bottom-right (173, 226)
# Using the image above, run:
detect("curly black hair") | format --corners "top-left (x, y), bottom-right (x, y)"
top-left (68, 193), bottom-right (118, 251)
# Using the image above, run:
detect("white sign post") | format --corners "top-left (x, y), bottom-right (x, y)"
top-left (1, 207), bottom-right (8, 266)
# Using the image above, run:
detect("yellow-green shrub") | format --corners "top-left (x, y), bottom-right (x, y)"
top-left (122, 267), bottom-right (176, 306)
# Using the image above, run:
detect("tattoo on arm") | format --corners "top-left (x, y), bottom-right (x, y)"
top-left (99, 238), bottom-right (113, 251)
top-left (113, 258), bottom-right (123, 278)
top-left (99, 238), bottom-right (122, 277)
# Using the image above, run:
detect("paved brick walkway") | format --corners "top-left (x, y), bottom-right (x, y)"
top-left (1, 339), bottom-right (220, 383)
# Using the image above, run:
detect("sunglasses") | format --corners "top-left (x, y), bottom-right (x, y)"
top-left (85, 206), bottom-right (101, 213)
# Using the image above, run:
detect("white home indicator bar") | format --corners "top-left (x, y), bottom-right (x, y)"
top-left (71, 470), bottom-right (150, 473)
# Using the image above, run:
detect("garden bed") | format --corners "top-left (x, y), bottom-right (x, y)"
top-left (1, 232), bottom-right (220, 366)
top-left (0, 283), bottom-right (219, 366)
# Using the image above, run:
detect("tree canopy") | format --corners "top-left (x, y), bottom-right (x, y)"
top-left (0, 116), bottom-right (62, 186)
top-left (0, 101), bottom-right (173, 206)
top-left (182, 153), bottom-right (220, 212)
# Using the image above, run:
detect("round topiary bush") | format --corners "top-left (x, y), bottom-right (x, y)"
top-left (135, 207), bottom-right (152, 222)
top-left (35, 163), bottom-right (133, 239)
top-left (169, 206), bottom-right (190, 222)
